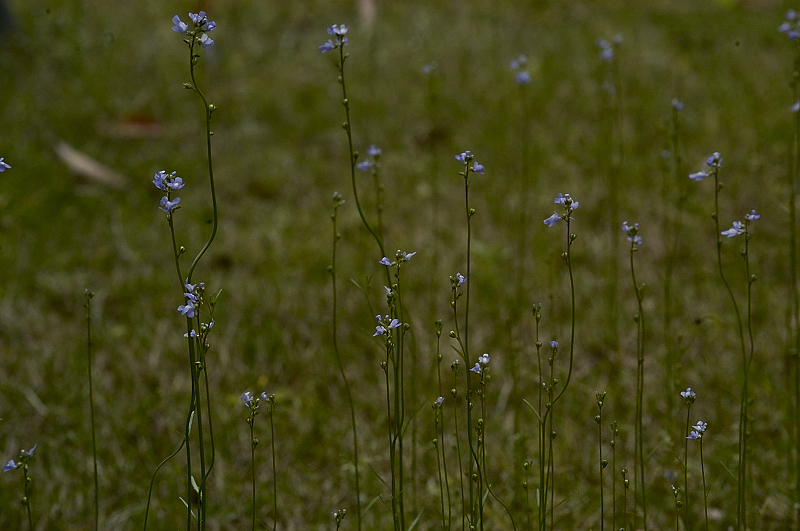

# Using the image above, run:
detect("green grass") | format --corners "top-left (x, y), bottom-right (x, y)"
top-left (1, 0), bottom-right (799, 529)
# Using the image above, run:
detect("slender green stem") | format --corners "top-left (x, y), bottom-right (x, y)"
top-left (629, 238), bottom-right (647, 529)
top-left (269, 399), bottom-right (277, 531)
top-left (597, 400), bottom-right (605, 531)
top-left (700, 439), bottom-right (709, 531)
top-left (709, 161), bottom-right (747, 530)
top-left (329, 195), bottom-right (361, 531)
top-left (23, 465), bottom-right (33, 530)
top-left (684, 403), bottom-right (692, 531)
top-left (144, 438), bottom-right (186, 530)
top-left (85, 290), bottom-right (99, 531)
top-left (788, 38), bottom-right (800, 526)
top-left (250, 413), bottom-right (256, 531)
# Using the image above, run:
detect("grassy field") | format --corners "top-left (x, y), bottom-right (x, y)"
top-left (1, 0), bottom-right (800, 529)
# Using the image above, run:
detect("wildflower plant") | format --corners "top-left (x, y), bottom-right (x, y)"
top-left (84, 289), bottom-right (99, 531)
top-left (686, 421), bottom-right (710, 531)
top-left (3, 444), bottom-right (36, 530)
top-left (537, 192), bottom-right (580, 529)
top-left (622, 220), bottom-right (648, 527)
top-left (689, 152), bottom-right (752, 530)
top-left (681, 387), bottom-right (696, 528)
top-left (145, 11), bottom-right (221, 531)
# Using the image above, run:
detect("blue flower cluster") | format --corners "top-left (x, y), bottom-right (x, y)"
top-left (319, 24), bottom-right (348, 54)
top-left (153, 170), bottom-right (184, 213)
top-left (172, 11), bottom-right (217, 50)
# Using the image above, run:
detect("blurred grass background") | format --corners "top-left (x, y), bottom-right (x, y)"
top-left (0, 0), bottom-right (798, 529)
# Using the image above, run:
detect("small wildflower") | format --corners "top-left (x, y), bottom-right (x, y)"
top-left (435, 396), bottom-right (444, 406)
top-left (384, 286), bottom-right (392, 295)
top-left (455, 151), bottom-right (473, 164)
top-left (515, 71), bottom-right (531, 85)
top-left (472, 161), bottom-right (485, 174)
top-left (319, 40), bottom-right (336, 53)
top-left (693, 421), bottom-right (707, 433)
top-left (379, 257), bottom-right (392, 266)
top-left (0, 158), bottom-right (10, 171)
top-left (356, 160), bottom-right (373, 171)
top-left (721, 221), bottom-right (745, 238)
top-left (780, 10), bottom-right (800, 40)
top-left (198, 33), bottom-right (214, 50)
top-left (554, 193), bottom-right (579, 210)
top-left (456, 273), bottom-right (467, 286)
top-left (159, 196), bottom-right (181, 213)
top-left (367, 145), bottom-right (382, 157)
top-left (421, 63), bottom-right (435, 75)
top-left (509, 54), bottom-right (527, 70)
top-left (397, 250), bottom-right (416, 262)
top-left (171, 15), bottom-right (188, 33)
top-left (687, 431), bottom-right (701, 440)
top-left (671, 98), bottom-right (684, 111)
top-left (680, 387), bottom-right (696, 401)
top-left (320, 24), bottom-right (348, 53)
top-left (621, 221), bottom-right (642, 245)
top-left (550, 340), bottom-right (558, 349)
top-left (597, 38), bottom-right (614, 61)
top-left (478, 353), bottom-right (490, 366)
top-left (177, 300), bottom-right (196, 318)
top-left (745, 209), bottom-right (760, 221)
top-left (792, 101), bottom-right (800, 113)
top-left (470, 362), bottom-right (482, 373)
top-left (241, 391), bottom-right (257, 408)
top-left (184, 329), bottom-right (197, 338)
top-left (543, 212), bottom-right (562, 227)
top-left (3, 460), bottom-right (17, 472)
top-left (706, 152), bottom-right (722, 167)
top-left (689, 170), bottom-right (708, 181)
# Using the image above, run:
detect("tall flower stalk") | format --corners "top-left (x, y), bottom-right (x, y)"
top-left (146, 12), bottom-right (220, 530)
top-left (687, 421), bottom-right (710, 531)
top-left (622, 220), bottom-right (647, 529)
top-left (680, 387), bottom-right (696, 529)
top-left (3, 444), bottom-right (37, 530)
top-left (329, 191), bottom-right (361, 530)
top-left (85, 289), bottom-right (99, 531)
top-left (689, 152), bottom-right (749, 530)
top-left (595, 391), bottom-right (607, 531)
top-left (539, 193), bottom-right (580, 529)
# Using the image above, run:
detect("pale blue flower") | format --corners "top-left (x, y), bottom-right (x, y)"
top-left (680, 387), bottom-right (696, 400)
top-left (397, 250), bottom-right (416, 262)
top-left (320, 24), bottom-right (348, 52)
top-left (745, 209), bottom-right (760, 221)
top-left (198, 33), bottom-right (214, 50)
top-left (792, 101), bottom-right (800, 113)
top-left (472, 161), bottom-right (485, 174)
top-left (478, 353), bottom-right (490, 366)
top-left (544, 211), bottom-right (562, 226)
top-left (356, 160), bottom-right (373, 171)
top-left (554, 193), bottom-right (579, 210)
top-left (319, 40), bottom-right (336, 53)
top-left (470, 362), bottom-right (482, 373)
top-left (456, 273), bottom-right (467, 286)
top-left (184, 330), bottom-right (197, 338)
top-left (435, 396), bottom-right (444, 406)
top-left (455, 151), bottom-right (472, 164)
top-left (543, 212), bottom-right (561, 227)
top-left (706, 152), bottom-right (722, 167)
top-left (515, 71), bottom-right (531, 85)
top-left (597, 39), bottom-right (614, 61)
top-left (509, 54), bottom-right (527, 70)
top-left (241, 391), bottom-right (256, 408)
top-left (621, 221), bottom-right (642, 245)
top-left (0, 158), bottom-right (10, 171)
top-left (550, 340), bottom-right (558, 349)
top-left (367, 145), bottom-right (382, 157)
top-left (178, 300), bottom-right (196, 318)
top-left (159, 196), bottom-right (181, 213)
top-left (721, 221), bottom-right (744, 238)
top-left (693, 421), bottom-right (707, 433)
top-left (687, 431), bottom-right (701, 440)
top-left (172, 15), bottom-right (188, 33)
top-left (379, 257), bottom-right (392, 266)
top-left (3, 459), bottom-right (17, 471)
top-left (689, 170), bottom-right (708, 181)
top-left (671, 98), bottom-right (684, 111)
top-left (328, 24), bottom-right (348, 37)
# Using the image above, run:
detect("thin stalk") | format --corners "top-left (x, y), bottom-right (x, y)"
top-left (700, 439), bottom-right (709, 531)
top-left (629, 236), bottom-right (647, 529)
top-left (85, 290), bottom-right (99, 531)
top-left (684, 403), bottom-right (693, 530)
top-left (708, 160), bottom-right (748, 530)
top-left (269, 399), bottom-right (277, 531)
top-left (23, 465), bottom-right (33, 530)
top-left (330, 194), bottom-right (361, 531)
top-left (249, 412), bottom-right (257, 531)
